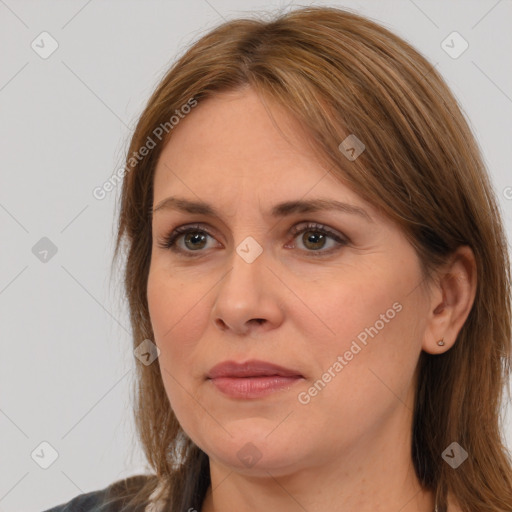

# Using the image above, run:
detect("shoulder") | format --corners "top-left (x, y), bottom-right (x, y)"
top-left (42, 474), bottom-right (156, 512)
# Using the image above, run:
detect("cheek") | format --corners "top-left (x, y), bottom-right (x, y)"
top-left (294, 274), bottom-right (421, 402)
top-left (147, 268), bottom-right (209, 364)
top-left (293, 276), bottom-right (400, 353)
top-left (147, 269), bottom-right (211, 430)
top-left (293, 282), bottom-right (421, 443)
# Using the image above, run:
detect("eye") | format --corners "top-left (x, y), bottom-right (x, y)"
top-left (286, 222), bottom-right (348, 256)
top-left (156, 223), bottom-right (218, 256)
top-left (156, 222), bottom-right (348, 257)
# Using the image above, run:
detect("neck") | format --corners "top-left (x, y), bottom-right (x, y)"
top-left (201, 466), bottom-right (435, 512)
top-left (200, 415), bottom-right (436, 512)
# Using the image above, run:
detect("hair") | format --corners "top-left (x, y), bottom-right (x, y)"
top-left (109, 5), bottom-right (512, 512)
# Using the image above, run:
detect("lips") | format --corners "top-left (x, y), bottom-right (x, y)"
top-left (207, 359), bottom-right (303, 379)
top-left (206, 359), bottom-right (304, 399)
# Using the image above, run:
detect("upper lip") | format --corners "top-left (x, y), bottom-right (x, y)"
top-left (207, 359), bottom-right (303, 379)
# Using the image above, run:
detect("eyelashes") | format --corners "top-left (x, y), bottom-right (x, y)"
top-left (156, 222), bottom-right (349, 258)
top-left (157, 223), bottom-right (217, 253)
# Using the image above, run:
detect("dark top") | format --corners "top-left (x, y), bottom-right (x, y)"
top-left (42, 475), bottom-right (153, 512)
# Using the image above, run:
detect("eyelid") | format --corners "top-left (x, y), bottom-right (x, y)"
top-left (156, 221), bottom-right (349, 255)
top-left (286, 222), bottom-right (348, 256)
top-left (156, 223), bottom-right (220, 252)
top-left (288, 222), bottom-right (347, 243)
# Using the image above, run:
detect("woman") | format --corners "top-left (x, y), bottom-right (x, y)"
top-left (44, 5), bottom-right (512, 512)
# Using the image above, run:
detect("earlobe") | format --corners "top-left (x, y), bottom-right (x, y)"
top-left (422, 246), bottom-right (477, 354)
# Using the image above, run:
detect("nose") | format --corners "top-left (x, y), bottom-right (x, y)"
top-left (211, 247), bottom-right (285, 336)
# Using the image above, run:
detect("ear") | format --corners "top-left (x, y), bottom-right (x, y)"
top-left (422, 245), bottom-right (477, 354)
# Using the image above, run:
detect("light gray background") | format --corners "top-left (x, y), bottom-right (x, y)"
top-left (1, 0), bottom-right (511, 511)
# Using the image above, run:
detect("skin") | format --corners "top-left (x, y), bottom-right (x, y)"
top-left (147, 86), bottom-right (476, 512)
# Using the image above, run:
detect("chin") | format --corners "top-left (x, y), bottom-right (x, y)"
top-left (196, 424), bottom-right (310, 476)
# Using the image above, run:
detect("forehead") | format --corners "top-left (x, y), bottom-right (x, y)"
top-left (152, 87), bottom-right (368, 217)
top-left (156, 89), bottom-right (316, 173)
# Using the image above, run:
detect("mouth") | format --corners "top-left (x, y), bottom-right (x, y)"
top-left (206, 359), bottom-right (305, 399)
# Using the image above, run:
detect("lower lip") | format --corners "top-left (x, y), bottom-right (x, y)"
top-left (208, 376), bottom-right (303, 398)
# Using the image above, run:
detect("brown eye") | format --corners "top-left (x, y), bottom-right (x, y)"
top-left (156, 224), bottom-right (218, 256)
top-left (300, 230), bottom-right (328, 251)
top-left (287, 222), bottom-right (348, 256)
top-left (182, 232), bottom-right (209, 251)
top-left (157, 222), bottom-right (348, 258)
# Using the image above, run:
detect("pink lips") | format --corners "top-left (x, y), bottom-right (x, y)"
top-left (207, 360), bottom-right (304, 399)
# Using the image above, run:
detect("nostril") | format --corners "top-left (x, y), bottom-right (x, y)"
top-left (215, 318), bottom-right (228, 329)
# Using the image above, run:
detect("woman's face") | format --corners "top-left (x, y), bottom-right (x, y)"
top-left (147, 87), bottom-right (433, 476)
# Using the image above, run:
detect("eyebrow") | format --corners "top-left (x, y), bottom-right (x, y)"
top-left (152, 196), bottom-right (374, 223)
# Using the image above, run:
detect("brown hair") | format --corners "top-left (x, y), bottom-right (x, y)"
top-left (110, 6), bottom-right (512, 511)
